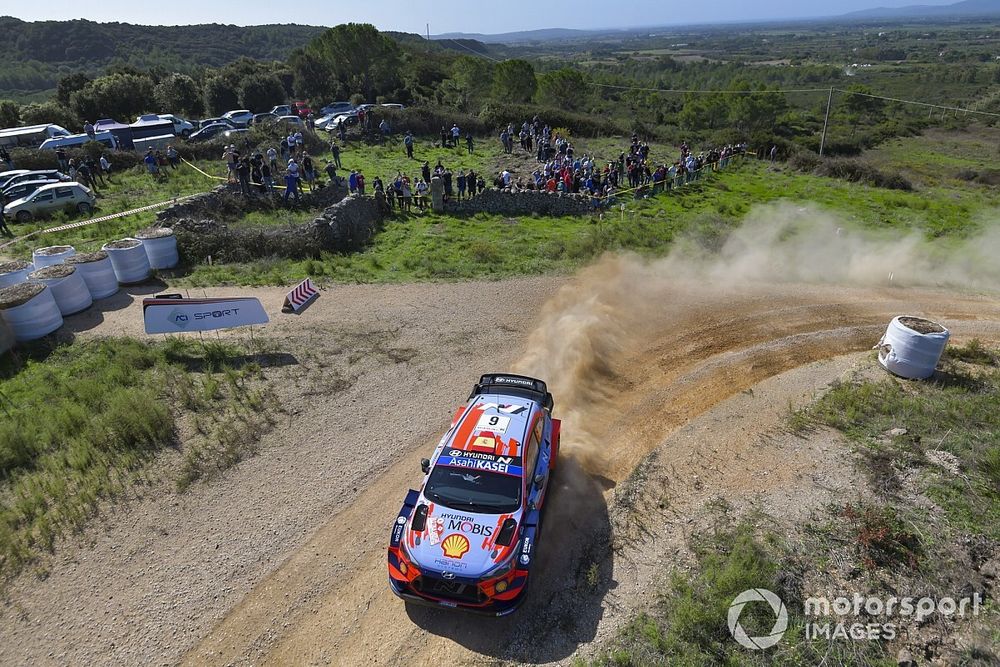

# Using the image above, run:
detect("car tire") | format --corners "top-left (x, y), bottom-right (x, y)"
top-left (15, 210), bottom-right (31, 222)
top-left (77, 202), bottom-right (92, 215)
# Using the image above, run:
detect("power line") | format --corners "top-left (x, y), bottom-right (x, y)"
top-left (589, 82), bottom-right (831, 95)
top-left (833, 88), bottom-right (1000, 118)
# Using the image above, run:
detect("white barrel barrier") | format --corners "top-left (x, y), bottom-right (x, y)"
top-left (138, 228), bottom-right (179, 269)
top-left (102, 239), bottom-right (151, 284)
top-left (0, 260), bottom-right (34, 289)
top-left (877, 316), bottom-right (950, 380)
top-left (0, 283), bottom-right (63, 341)
top-left (28, 265), bottom-right (93, 316)
top-left (66, 252), bottom-right (120, 300)
top-left (32, 245), bottom-right (76, 268)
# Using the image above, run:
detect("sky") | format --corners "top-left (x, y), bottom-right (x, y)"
top-left (4, 0), bottom-right (960, 34)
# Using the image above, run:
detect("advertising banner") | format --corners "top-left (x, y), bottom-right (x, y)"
top-left (143, 295), bottom-right (269, 334)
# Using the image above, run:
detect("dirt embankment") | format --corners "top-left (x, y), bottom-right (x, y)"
top-left (3, 248), bottom-right (1000, 666)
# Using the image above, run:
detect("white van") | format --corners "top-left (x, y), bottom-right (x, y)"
top-left (0, 124), bottom-right (71, 149)
top-left (39, 131), bottom-right (119, 151)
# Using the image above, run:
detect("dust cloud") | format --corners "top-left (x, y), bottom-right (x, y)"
top-left (515, 201), bottom-right (1000, 471)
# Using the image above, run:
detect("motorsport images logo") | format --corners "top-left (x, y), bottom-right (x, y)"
top-left (727, 589), bottom-right (789, 650)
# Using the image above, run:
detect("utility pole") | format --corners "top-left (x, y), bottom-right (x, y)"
top-left (819, 87), bottom-right (834, 157)
top-left (426, 23), bottom-right (430, 41)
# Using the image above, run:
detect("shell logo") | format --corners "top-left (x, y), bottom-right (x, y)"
top-left (441, 533), bottom-right (470, 559)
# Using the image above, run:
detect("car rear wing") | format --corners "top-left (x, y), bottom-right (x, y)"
top-left (471, 373), bottom-right (554, 411)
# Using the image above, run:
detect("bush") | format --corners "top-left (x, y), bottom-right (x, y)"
top-left (6, 146), bottom-right (146, 171)
top-left (789, 154), bottom-right (913, 191)
top-left (478, 102), bottom-right (624, 137)
top-left (379, 106), bottom-right (487, 137)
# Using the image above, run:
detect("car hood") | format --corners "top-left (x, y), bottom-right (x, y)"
top-left (405, 500), bottom-right (522, 579)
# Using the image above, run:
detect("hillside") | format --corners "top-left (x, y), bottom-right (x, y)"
top-left (842, 0), bottom-right (1000, 19)
top-left (0, 17), bottom-right (325, 100)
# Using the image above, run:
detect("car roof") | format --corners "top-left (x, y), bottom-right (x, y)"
top-left (32, 182), bottom-right (80, 192)
top-left (444, 395), bottom-right (537, 459)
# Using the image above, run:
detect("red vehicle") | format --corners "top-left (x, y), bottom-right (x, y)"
top-left (292, 101), bottom-right (313, 119)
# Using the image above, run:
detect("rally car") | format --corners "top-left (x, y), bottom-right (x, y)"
top-left (388, 373), bottom-right (561, 616)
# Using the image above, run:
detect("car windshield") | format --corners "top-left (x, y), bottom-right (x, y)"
top-left (424, 463), bottom-right (521, 514)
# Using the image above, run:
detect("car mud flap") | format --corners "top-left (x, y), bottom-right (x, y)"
top-left (390, 489), bottom-right (419, 547)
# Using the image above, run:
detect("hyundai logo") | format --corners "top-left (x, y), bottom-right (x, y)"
top-left (442, 572), bottom-right (456, 580)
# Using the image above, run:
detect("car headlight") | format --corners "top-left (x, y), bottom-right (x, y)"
top-left (484, 555), bottom-right (515, 582)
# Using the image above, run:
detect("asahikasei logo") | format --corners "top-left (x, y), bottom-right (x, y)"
top-left (728, 588), bottom-right (789, 650)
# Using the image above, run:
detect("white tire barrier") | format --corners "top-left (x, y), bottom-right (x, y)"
top-left (28, 265), bottom-right (93, 316)
top-left (66, 251), bottom-right (120, 300)
top-left (0, 260), bottom-right (34, 289)
top-left (32, 245), bottom-right (76, 268)
top-left (0, 283), bottom-right (64, 341)
top-left (138, 228), bottom-right (179, 269)
top-left (877, 316), bottom-right (950, 380)
top-left (102, 238), bottom-right (151, 284)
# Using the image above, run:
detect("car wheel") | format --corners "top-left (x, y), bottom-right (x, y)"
top-left (77, 202), bottom-right (92, 215)
top-left (15, 210), bottom-right (31, 222)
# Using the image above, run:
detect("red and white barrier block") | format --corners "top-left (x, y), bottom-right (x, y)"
top-left (282, 278), bottom-right (319, 313)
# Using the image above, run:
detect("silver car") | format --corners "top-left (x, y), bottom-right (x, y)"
top-left (4, 182), bottom-right (96, 222)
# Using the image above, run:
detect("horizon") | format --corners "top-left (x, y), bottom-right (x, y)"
top-left (2, 0), bottom-right (964, 35)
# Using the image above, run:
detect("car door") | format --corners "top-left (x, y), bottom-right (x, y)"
top-left (31, 189), bottom-right (56, 214)
top-left (53, 186), bottom-right (77, 212)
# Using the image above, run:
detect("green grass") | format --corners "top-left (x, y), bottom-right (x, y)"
top-left (802, 342), bottom-right (1000, 540)
top-left (0, 336), bottom-right (277, 581)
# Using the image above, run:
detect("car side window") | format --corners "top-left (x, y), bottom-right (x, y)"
top-left (34, 191), bottom-right (53, 202)
top-left (55, 187), bottom-right (73, 199)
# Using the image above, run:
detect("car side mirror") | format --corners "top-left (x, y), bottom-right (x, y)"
top-left (411, 504), bottom-right (428, 532)
top-left (534, 473), bottom-right (546, 487)
top-left (420, 458), bottom-right (430, 474)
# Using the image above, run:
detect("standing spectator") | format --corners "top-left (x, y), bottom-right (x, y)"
top-left (357, 107), bottom-right (366, 129)
top-left (267, 146), bottom-right (278, 173)
top-left (166, 145), bottom-right (179, 169)
top-left (404, 131), bottom-right (414, 159)
top-left (83, 121), bottom-right (95, 139)
top-left (421, 161), bottom-right (431, 185)
top-left (99, 153), bottom-right (112, 183)
top-left (280, 137), bottom-right (290, 163)
top-left (442, 167), bottom-right (453, 203)
top-left (325, 161), bottom-right (339, 186)
top-left (261, 160), bottom-right (274, 193)
top-left (379, 118), bottom-right (390, 138)
top-left (224, 145), bottom-right (238, 183)
top-left (330, 140), bottom-right (342, 168)
top-left (302, 153), bottom-right (316, 192)
top-left (348, 169), bottom-right (358, 194)
top-left (451, 124), bottom-right (460, 148)
top-left (306, 113), bottom-right (315, 131)
top-left (56, 147), bottom-right (68, 172)
top-left (357, 170), bottom-right (366, 196)
top-left (0, 146), bottom-right (12, 169)
top-left (457, 170), bottom-right (467, 201)
top-left (769, 145), bottom-right (778, 163)
top-left (85, 156), bottom-right (104, 188)
top-left (338, 119), bottom-right (346, 143)
top-left (143, 150), bottom-right (159, 178)
top-left (284, 159), bottom-right (300, 204)
top-left (440, 126), bottom-right (449, 149)
top-left (237, 157), bottom-right (252, 197)
top-left (0, 192), bottom-right (11, 236)
top-left (466, 133), bottom-right (474, 154)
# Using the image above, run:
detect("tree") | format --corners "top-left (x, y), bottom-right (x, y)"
top-left (203, 76), bottom-right (239, 116)
top-left (154, 73), bottom-right (203, 117)
top-left (56, 73), bottom-right (92, 107)
top-left (289, 48), bottom-right (336, 101)
top-left (238, 73), bottom-right (286, 112)
top-left (0, 100), bottom-right (19, 128)
top-left (19, 101), bottom-right (79, 130)
top-left (70, 73), bottom-right (154, 122)
top-left (492, 60), bottom-right (536, 103)
top-left (537, 68), bottom-right (587, 110)
top-left (305, 24), bottom-right (402, 102)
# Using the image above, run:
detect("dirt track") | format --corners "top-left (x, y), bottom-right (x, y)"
top-left (4, 256), bottom-right (1000, 667)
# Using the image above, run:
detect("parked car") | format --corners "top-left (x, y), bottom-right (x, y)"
top-left (196, 117), bottom-right (239, 130)
top-left (313, 114), bottom-right (338, 131)
top-left (381, 103), bottom-right (405, 110)
top-left (291, 101), bottom-right (313, 118)
top-left (0, 170), bottom-right (31, 190)
top-left (39, 131), bottom-right (118, 151)
top-left (323, 112), bottom-right (359, 131)
top-left (5, 182), bottom-right (96, 222)
top-left (223, 129), bottom-right (249, 140)
top-left (2, 178), bottom-right (62, 203)
top-left (276, 115), bottom-right (304, 128)
top-left (187, 123), bottom-right (231, 142)
top-left (388, 373), bottom-right (560, 616)
top-left (3, 170), bottom-right (70, 188)
top-left (250, 113), bottom-right (277, 126)
top-left (269, 105), bottom-right (292, 117)
top-left (222, 110), bottom-right (254, 128)
top-left (136, 114), bottom-right (195, 137)
top-left (320, 101), bottom-right (354, 115)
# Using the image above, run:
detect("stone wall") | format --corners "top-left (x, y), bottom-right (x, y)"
top-left (165, 194), bottom-right (385, 264)
top-left (443, 189), bottom-right (594, 216)
top-left (156, 181), bottom-right (348, 224)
